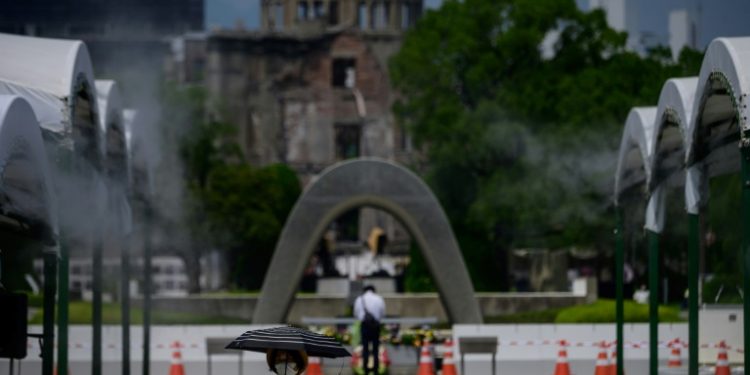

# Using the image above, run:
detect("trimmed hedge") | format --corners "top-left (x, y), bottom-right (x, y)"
top-left (30, 301), bottom-right (247, 325)
top-left (484, 299), bottom-right (683, 324)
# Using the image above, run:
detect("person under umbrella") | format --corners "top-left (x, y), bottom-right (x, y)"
top-left (226, 326), bottom-right (351, 374)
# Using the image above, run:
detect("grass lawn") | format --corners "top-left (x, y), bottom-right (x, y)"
top-left (29, 301), bottom-right (248, 325)
top-left (486, 299), bottom-right (683, 324)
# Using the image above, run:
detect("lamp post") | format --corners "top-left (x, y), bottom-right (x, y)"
top-left (42, 247), bottom-right (58, 375)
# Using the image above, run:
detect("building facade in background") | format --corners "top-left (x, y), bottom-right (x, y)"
top-left (197, 0), bottom-right (421, 174)
top-left (669, 8), bottom-right (697, 59)
top-left (260, 0), bottom-right (422, 32)
top-left (0, 0), bottom-right (204, 78)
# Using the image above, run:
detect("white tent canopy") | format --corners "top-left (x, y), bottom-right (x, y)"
top-left (95, 80), bottom-right (123, 154)
top-left (643, 77), bottom-right (698, 231)
top-left (122, 109), bottom-right (138, 189)
top-left (95, 80), bottom-right (127, 179)
top-left (0, 95), bottom-right (58, 240)
top-left (0, 33), bottom-right (101, 158)
top-left (614, 107), bottom-right (657, 206)
top-left (650, 77), bottom-right (698, 188)
top-left (96, 80), bottom-right (132, 237)
top-left (683, 37), bottom-right (750, 213)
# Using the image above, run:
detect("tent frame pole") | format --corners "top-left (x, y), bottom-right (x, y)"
top-left (93, 236), bottom-right (103, 375)
top-left (142, 204), bottom-right (153, 375)
top-left (57, 241), bottom-right (69, 375)
top-left (688, 213), bottom-right (699, 375)
top-left (122, 232), bottom-right (131, 375)
top-left (648, 230), bottom-right (659, 375)
top-left (741, 135), bottom-right (750, 372)
top-left (615, 208), bottom-right (624, 375)
top-left (42, 249), bottom-right (58, 375)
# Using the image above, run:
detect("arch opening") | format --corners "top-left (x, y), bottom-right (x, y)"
top-left (306, 204), bottom-right (414, 285)
top-left (279, 193), bottom-right (461, 315)
top-left (297, 199), bottom-right (445, 308)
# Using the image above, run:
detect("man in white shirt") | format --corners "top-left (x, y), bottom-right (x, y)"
top-left (353, 285), bottom-right (386, 375)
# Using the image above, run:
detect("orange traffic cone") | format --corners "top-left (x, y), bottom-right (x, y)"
top-left (416, 344), bottom-right (434, 375)
top-left (169, 341), bottom-right (186, 375)
top-left (594, 341), bottom-right (610, 375)
top-left (553, 340), bottom-right (571, 375)
top-left (442, 339), bottom-right (458, 375)
top-left (667, 339), bottom-right (682, 368)
top-left (714, 341), bottom-right (730, 375)
top-left (306, 356), bottom-right (323, 375)
top-left (609, 342), bottom-right (625, 375)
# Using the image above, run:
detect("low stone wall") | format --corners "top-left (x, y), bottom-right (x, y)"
top-left (136, 280), bottom-right (595, 323)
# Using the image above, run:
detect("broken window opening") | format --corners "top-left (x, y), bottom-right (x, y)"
top-left (297, 1), bottom-right (309, 20)
top-left (401, 3), bottom-right (410, 29)
top-left (358, 2), bottom-right (368, 29)
top-left (369, 2), bottom-right (376, 29)
top-left (313, 1), bottom-right (325, 19)
top-left (383, 1), bottom-right (391, 27)
top-left (370, 2), bottom-right (390, 29)
top-left (334, 123), bottom-right (361, 160)
top-left (274, 3), bottom-right (284, 29)
top-left (332, 58), bottom-right (356, 88)
top-left (328, 1), bottom-right (339, 25)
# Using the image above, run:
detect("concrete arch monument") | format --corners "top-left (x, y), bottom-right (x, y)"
top-left (253, 158), bottom-right (483, 324)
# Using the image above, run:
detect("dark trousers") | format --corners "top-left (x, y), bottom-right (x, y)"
top-left (361, 323), bottom-right (380, 375)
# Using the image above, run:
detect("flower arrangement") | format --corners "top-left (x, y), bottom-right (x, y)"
top-left (312, 324), bottom-right (447, 347)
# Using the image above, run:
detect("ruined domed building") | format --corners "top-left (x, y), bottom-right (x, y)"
top-left (199, 0), bottom-right (423, 176)
top-left (166, 1), bottom-right (427, 283)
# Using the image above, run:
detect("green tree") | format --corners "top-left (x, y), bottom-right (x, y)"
top-left (202, 163), bottom-right (300, 289)
top-left (164, 83), bottom-right (301, 291)
top-left (391, 0), bottom-right (703, 291)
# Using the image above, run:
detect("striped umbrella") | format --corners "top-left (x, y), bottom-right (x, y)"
top-left (226, 326), bottom-right (351, 358)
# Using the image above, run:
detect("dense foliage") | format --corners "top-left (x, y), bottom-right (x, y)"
top-left (166, 85), bottom-right (301, 291)
top-left (391, 0), bottom-right (703, 291)
top-left (484, 299), bottom-right (682, 323)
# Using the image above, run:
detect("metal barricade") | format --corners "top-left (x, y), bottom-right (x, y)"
top-left (459, 336), bottom-right (498, 375)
